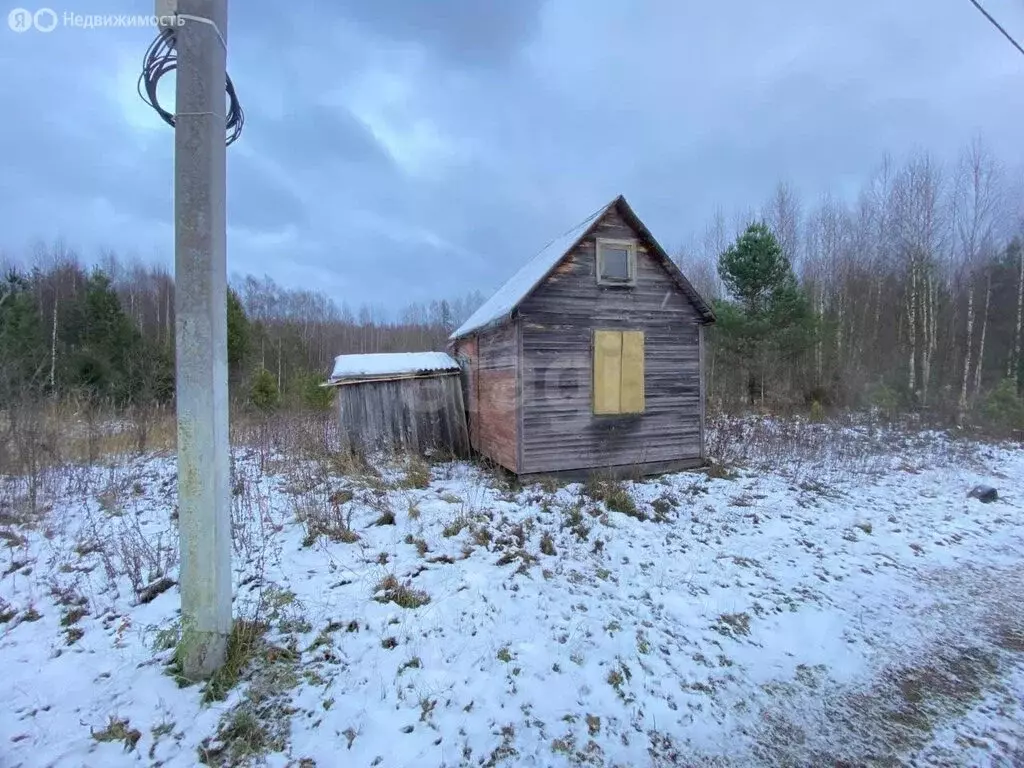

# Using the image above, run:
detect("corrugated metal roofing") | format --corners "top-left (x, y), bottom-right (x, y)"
top-left (329, 351), bottom-right (460, 382)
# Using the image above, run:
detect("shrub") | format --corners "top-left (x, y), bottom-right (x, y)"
top-left (249, 369), bottom-right (280, 412)
top-left (867, 381), bottom-right (901, 421)
top-left (809, 400), bottom-right (825, 423)
top-left (295, 497), bottom-right (358, 546)
top-left (294, 372), bottom-right (333, 411)
top-left (978, 379), bottom-right (1024, 435)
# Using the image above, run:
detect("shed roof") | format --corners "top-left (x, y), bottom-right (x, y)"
top-left (328, 351), bottom-right (460, 383)
top-left (450, 195), bottom-right (714, 340)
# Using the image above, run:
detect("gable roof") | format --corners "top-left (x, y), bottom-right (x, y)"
top-left (450, 195), bottom-right (714, 340)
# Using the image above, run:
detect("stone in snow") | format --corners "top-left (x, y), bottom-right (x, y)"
top-left (137, 576), bottom-right (176, 604)
top-left (967, 485), bottom-right (998, 503)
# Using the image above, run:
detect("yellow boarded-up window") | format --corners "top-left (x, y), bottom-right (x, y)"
top-left (593, 330), bottom-right (645, 415)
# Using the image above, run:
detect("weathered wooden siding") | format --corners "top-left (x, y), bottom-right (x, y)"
top-left (452, 325), bottom-right (519, 472)
top-left (335, 374), bottom-right (469, 457)
top-left (451, 336), bottom-right (479, 446)
top-left (517, 207), bottom-right (703, 474)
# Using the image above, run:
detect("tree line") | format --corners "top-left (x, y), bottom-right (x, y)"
top-left (1, 137), bottom-right (1022, 434)
top-left (682, 138), bottom-right (1024, 431)
top-left (0, 245), bottom-right (483, 414)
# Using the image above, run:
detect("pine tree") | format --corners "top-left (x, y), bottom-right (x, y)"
top-left (294, 371), bottom-right (333, 410)
top-left (59, 269), bottom-right (148, 404)
top-left (715, 222), bottom-right (815, 403)
top-left (249, 368), bottom-right (279, 411)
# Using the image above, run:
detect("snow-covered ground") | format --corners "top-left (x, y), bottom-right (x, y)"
top-left (1, 419), bottom-right (1023, 767)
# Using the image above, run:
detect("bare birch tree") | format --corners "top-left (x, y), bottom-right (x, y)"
top-left (952, 139), bottom-right (1001, 415)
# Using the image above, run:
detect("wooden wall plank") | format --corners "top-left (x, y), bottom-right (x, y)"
top-left (516, 206), bottom-right (703, 474)
top-left (336, 375), bottom-right (469, 457)
top-left (466, 322), bottom-right (519, 472)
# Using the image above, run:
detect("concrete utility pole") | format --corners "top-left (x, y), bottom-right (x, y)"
top-left (173, 0), bottom-right (232, 679)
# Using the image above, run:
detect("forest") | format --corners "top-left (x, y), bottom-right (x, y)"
top-left (684, 139), bottom-right (1023, 430)
top-left (1, 139), bottom-right (1022, 437)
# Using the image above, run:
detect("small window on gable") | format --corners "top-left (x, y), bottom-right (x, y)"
top-left (596, 239), bottom-right (636, 285)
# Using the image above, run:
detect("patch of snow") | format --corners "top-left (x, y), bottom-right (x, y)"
top-left (329, 351), bottom-right (459, 381)
top-left (2, 422), bottom-right (1024, 765)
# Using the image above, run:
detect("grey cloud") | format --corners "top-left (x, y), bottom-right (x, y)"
top-left (246, 102), bottom-right (393, 172)
top-left (227, 154), bottom-right (310, 231)
top-left (311, 0), bottom-right (543, 65)
top-left (1, 0), bottom-right (1022, 312)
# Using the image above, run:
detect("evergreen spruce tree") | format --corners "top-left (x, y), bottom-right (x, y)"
top-left (0, 270), bottom-right (47, 407)
top-left (250, 368), bottom-right (279, 411)
top-left (227, 288), bottom-right (250, 390)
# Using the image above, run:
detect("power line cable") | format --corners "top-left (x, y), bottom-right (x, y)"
top-left (137, 22), bottom-right (244, 146)
top-left (965, 0), bottom-right (1024, 58)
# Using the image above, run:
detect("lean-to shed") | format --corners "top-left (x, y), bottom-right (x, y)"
top-left (448, 195), bottom-right (715, 479)
top-left (326, 352), bottom-right (470, 457)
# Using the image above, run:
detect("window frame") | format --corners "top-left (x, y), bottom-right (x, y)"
top-left (595, 238), bottom-right (637, 286)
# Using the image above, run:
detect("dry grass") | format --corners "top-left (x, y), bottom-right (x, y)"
top-left (539, 532), bottom-right (556, 556)
top-left (442, 514), bottom-right (472, 538)
top-left (164, 618), bottom-right (275, 703)
top-left (370, 507), bottom-right (396, 527)
top-left (92, 716), bottom-right (142, 752)
top-left (705, 412), bottom-right (984, 484)
top-left (404, 535), bottom-right (429, 557)
top-left (199, 706), bottom-right (272, 765)
top-left (1, 403), bottom-right (177, 476)
top-left (295, 495), bottom-right (359, 547)
top-left (994, 626), bottom-right (1024, 652)
top-left (0, 598), bottom-right (16, 623)
top-left (64, 415), bottom-right (177, 464)
top-left (400, 457), bottom-right (432, 490)
top-left (713, 612), bottom-right (751, 637)
top-left (373, 575), bottom-right (430, 609)
top-left (583, 476), bottom-right (643, 520)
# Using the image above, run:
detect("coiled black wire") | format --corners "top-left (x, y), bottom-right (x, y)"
top-left (138, 26), bottom-right (244, 146)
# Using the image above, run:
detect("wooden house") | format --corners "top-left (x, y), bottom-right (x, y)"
top-left (448, 195), bottom-right (715, 479)
top-left (325, 352), bottom-right (470, 457)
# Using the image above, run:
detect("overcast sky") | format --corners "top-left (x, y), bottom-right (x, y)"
top-left (1, 0), bottom-right (1022, 312)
